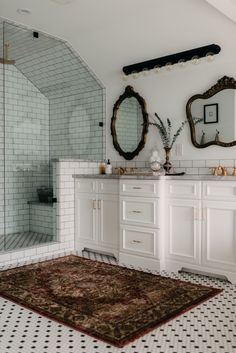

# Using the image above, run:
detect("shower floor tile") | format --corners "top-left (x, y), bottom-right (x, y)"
top-left (0, 232), bottom-right (54, 252)
top-left (0, 251), bottom-right (235, 353)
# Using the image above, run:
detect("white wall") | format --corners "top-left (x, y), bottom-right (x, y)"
top-left (1, 0), bottom-right (236, 163)
top-left (70, 0), bottom-right (236, 162)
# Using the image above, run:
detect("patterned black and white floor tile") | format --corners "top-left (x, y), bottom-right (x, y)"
top-left (0, 251), bottom-right (235, 353)
top-left (0, 232), bottom-right (54, 252)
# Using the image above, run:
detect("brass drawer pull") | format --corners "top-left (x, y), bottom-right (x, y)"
top-left (93, 200), bottom-right (96, 209)
top-left (132, 210), bottom-right (141, 213)
top-left (131, 240), bottom-right (142, 244)
top-left (132, 187), bottom-right (142, 189)
top-left (98, 200), bottom-right (101, 209)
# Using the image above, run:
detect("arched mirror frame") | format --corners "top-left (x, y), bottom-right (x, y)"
top-left (186, 76), bottom-right (236, 148)
top-left (111, 85), bottom-right (149, 160)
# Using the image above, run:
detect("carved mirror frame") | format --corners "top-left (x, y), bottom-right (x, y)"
top-left (111, 85), bottom-right (148, 160)
top-left (186, 76), bottom-right (236, 148)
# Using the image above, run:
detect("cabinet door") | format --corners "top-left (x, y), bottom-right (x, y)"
top-left (166, 198), bottom-right (201, 265)
top-left (97, 194), bottom-right (119, 249)
top-left (75, 192), bottom-right (97, 245)
top-left (202, 200), bottom-right (236, 271)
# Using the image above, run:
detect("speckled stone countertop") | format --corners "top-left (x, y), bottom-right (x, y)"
top-left (72, 174), bottom-right (236, 181)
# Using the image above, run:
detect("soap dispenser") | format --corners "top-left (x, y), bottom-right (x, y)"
top-left (105, 159), bottom-right (112, 175)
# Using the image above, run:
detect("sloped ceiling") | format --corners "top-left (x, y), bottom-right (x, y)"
top-left (0, 20), bottom-right (102, 99)
top-left (0, 0), bottom-right (236, 85)
top-left (206, 0), bottom-right (236, 24)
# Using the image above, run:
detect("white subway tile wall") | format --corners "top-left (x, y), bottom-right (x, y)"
top-left (0, 20), bottom-right (3, 245)
top-left (6, 22), bottom-right (106, 161)
top-left (0, 160), bottom-right (100, 266)
top-left (0, 20), bottom-right (105, 255)
top-left (29, 204), bottom-right (54, 235)
top-left (111, 159), bottom-right (236, 175)
top-left (50, 89), bottom-right (105, 160)
top-left (1, 64), bottom-right (50, 237)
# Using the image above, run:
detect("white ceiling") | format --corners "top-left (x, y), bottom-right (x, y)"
top-left (0, 0), bottom-right (235, 84)
top-left (206, 0), bottom-right (236, 24)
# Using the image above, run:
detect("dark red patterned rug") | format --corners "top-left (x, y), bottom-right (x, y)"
top-left (0, 255), bottom-right (222, 347)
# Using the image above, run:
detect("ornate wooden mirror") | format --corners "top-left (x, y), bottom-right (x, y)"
top-left (111, 86), bottom-right (148, 160)
top-left (186, 76), bottom-right (236, 148)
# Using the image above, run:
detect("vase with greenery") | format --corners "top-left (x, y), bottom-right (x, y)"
top-left (148, 113), bottom-right (187, 173)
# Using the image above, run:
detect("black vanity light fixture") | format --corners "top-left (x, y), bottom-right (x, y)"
top-left (122, 44), bottom-right (221, 79)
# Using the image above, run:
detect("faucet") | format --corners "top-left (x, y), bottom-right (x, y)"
top-left (217, 166), bottom-right (224, 176)
top-left (232, 167), bottom-right (236, 176)
top-left (116, 167), bottom-right (126, 175)
top-left (210, 166), bottom-right (227, 176)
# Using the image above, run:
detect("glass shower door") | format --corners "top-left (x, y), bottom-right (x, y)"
top-left (3, 22), bottom-right (55, 251)
top-left (0, 20), bottom-right (4, 251)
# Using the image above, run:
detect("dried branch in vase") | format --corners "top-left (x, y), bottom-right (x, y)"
top-left (147, 113), bottom-right (187, 149)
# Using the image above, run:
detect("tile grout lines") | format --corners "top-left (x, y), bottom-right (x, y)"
top-left (0, 252), bottom-right (235, 353)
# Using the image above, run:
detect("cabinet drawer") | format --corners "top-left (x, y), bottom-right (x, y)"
top-left (203, 182), bottom-right (236, 201)
top-left (121, 197), bottom-right (159, 228)
top-left (120, 226), bottom-right (159, 258)
top-left (75, 179), bottom-right (96, 193)
top-left (120, 180), bottom-right (160, 197)
top-left (166, 180), bottom-right (201, 199)
top-left (97, 180), bottom-right (119, 194)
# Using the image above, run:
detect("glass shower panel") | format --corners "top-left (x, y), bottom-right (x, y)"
top-left (47, 42), bottom-right (105, 161)
top-left (0, 20), bottom-right (4, 251)
top-left (1, 19), bottom-right (105, 253)
top-left (3, 22), bottom-right (55, 250)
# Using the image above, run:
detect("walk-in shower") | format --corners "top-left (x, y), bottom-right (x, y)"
top-left (0, 19), bottom-right (105, 252)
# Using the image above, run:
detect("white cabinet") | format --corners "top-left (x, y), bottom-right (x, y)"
top-left (202, 200), bottom-right (236, 272)
top-left (166, 198), bottom-right (201, 267)
top-left (76, 192), bottom-right (96, 244)
top-left (119, 180), bottom-right (163, 271)
top-left (74, 177), bottom-right (236, 283)
top-left (75, 179), bottom-right (119, 257)
top-left (98, 193), bottom-right (119, 249)
top-left (165, 180), bottom-right (236, 283)
top-left (202, 182), bottom-right (236, 283)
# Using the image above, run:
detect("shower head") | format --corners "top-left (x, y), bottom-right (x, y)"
top-left (0, 43), bottom-right (15, 65)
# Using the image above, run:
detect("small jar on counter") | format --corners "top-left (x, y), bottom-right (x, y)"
top-left (105, 159), bottom-right (112, 174)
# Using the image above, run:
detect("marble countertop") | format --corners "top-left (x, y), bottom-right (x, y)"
top-left (72, 174), bottom-right (236, 181)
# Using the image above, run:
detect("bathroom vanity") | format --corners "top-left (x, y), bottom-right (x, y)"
top-left (74, 175), bottom-right (236, 284)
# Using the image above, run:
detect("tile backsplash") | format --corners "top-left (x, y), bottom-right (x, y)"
top-left (0, 64), bottom-right (50, 236)
top-left (111, 159), bottom-right (236, 175)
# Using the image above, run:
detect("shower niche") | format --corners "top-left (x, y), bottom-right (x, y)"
top-left (0, 19), bottom-right (105, 252)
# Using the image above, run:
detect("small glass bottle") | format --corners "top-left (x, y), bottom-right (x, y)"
top-left (105, 159), bottom-right (112, 174)
top-left (99, 160), bottom-right (106, 174)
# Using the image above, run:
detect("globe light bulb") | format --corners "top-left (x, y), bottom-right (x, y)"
top-left (153, 65), bottom-right (161, 74)
top-left (206, 52), bottom-right (215, 62)
top-left (132, 71), bottom-right (138, 79)
top-left (191, 56), bottom-right (200, 65)
top-left (142, 68), bottom-right (149, 76)
top-left (178, 59), bottom-right (187, 68)
top-left (165, 62), bottom-right (173, 71)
